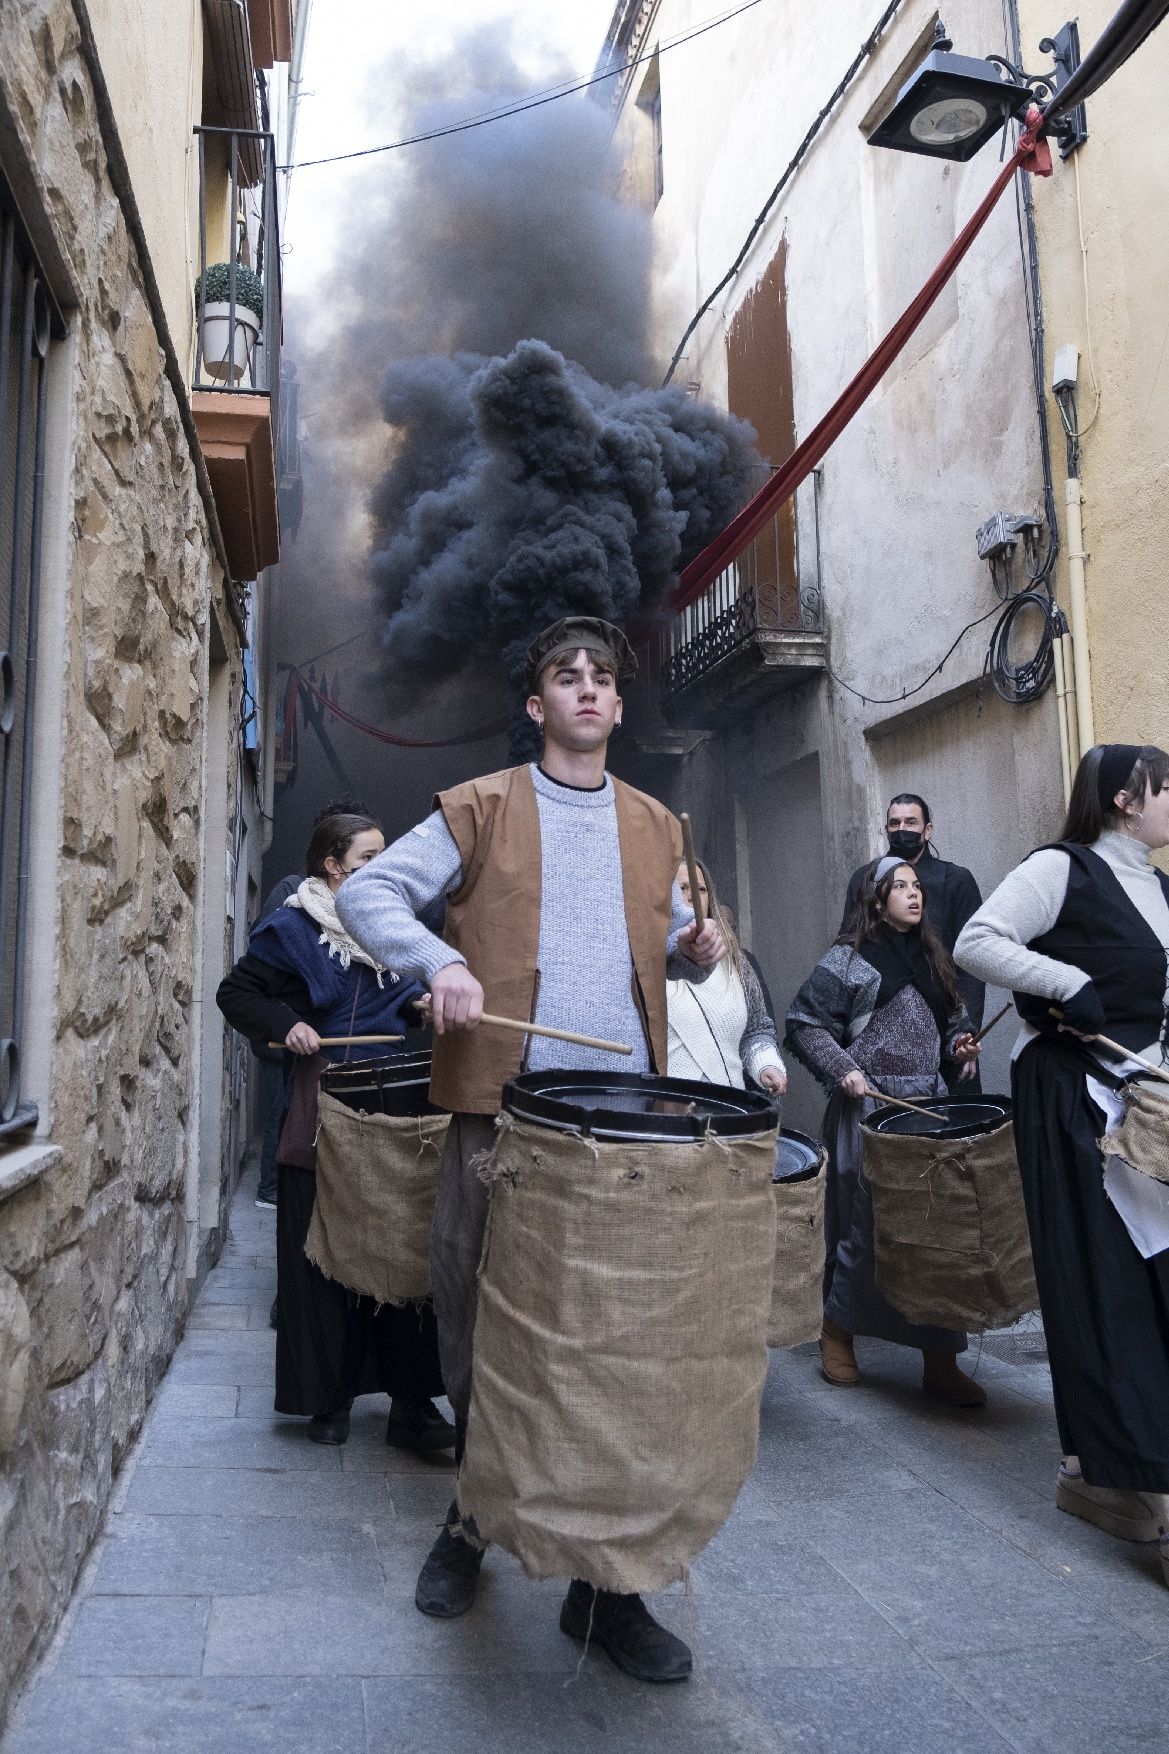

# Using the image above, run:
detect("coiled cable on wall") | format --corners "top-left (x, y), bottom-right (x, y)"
top-left (986, 588), bottom-right (1058, 703)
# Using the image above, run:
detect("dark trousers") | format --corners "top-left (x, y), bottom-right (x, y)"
top-left (256, 1056), bottom-right (288, 1202)
top-left (275, 1160), bottom-right (445, 1416)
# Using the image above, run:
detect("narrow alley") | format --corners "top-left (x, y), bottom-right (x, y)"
top-left (4, 1165), bottom-right (1165, 1754)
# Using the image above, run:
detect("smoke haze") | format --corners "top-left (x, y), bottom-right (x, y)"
top-left (288, 26), bottom-right (758, 750)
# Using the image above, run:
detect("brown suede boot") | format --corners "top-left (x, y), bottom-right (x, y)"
top-left (921, 1351), bottom-right (987, 1408)
top-left (819, 1318), bottom-right (859, 1386)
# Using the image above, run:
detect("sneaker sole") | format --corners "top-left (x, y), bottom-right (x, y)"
top-left (559, 1605), bottom-right (692, 1683)
top-left (1056, 1478), bottom-right (1163, 1543)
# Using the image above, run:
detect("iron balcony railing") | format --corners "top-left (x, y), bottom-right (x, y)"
top-left (193, 125), bottom-right (282, 454)
top-left (658, 473), bottom-right (823, 700)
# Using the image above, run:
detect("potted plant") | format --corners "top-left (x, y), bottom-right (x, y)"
top-left (194, 261), bottom-right (264, 383)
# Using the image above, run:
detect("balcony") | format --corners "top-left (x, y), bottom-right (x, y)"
top-left (656, 475), bottom-right (827, 728)
top-left (190, 125), bottom-right (281, 583)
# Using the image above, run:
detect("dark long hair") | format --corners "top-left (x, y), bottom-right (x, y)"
top-left (304, 810), bottom-right (381, 879)
top-left (840, 861), bottom-right (962, 1011)
top-left (1060, 745), bottom-right (1169, 845)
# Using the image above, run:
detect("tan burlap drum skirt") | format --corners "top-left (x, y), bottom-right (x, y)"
top-left (458, 1114), bottom-right (777, 1594)
top-left (767, 1150), bottom-right (827, 1349)
top-left (305, 1091), bottom-right (448, 1306)
top-left (1099, 1081), bottom-right (1169, 1185)
top-left (860, 1114), bottom-right (1038, 1332)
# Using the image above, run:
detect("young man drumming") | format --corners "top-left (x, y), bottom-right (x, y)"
top-left (337, 615), bottom-right (724, 1683)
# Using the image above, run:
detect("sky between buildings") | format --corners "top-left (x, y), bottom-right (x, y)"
top-left (284, 0), bottom-right (619, 284)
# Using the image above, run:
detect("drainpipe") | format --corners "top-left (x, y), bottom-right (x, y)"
top-left (1050, 609), bottom-right (1075, 802)
top-left (1063, 475), bottom-right (1096, 758)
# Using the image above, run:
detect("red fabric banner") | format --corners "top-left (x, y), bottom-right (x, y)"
top-left (661, 109), bottom-right (1051, 621)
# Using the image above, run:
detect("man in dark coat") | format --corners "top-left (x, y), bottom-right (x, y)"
top-left (840, 793), bottom-right (984, 1089)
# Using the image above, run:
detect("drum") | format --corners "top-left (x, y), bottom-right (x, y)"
top-left (458, 1071), bottom-right (778, 1594)
top-left (768, 1128), bottom-right (827, 1349)
top-left (318, 1051), bottom-right (439, 1118)
top-left (861, 1094), bottom-right (1038, 1332)
top-left (304, 1053), bottom-right (448, 1306)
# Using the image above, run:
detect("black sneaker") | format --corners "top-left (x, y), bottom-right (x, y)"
top-left (307, 1408), bottom-right (350, 1445)
top-left (414, 1504), bottom-right (485, 1618)
top-left (559, 1580), bottom-right (692, 1683)
top-left (386, 1398), bottom-right (456, 1454)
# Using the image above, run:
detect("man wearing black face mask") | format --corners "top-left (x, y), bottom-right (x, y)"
top-left (840, 794), bottom-right (984, 1089)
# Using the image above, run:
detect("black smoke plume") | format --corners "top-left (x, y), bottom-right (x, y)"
top-left (300, 29), bottom-right (759, 743)
top-left (371, 339), bottom-right (758, 687)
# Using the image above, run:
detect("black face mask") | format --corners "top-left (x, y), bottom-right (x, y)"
top-left (887, 829), bottom-right (925, 859)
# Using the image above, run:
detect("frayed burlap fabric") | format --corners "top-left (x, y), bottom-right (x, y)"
top-left (767, 1154), bottom-right (827, 1349)
top-left (860, 1117), bottom-right (1038, 1332)
top-left (1100, 1082), bottom-right (1169, 1185)
top-left (458, 1115), bottom-right (777, 1594)
top-left (305, 1092), bottom-right (448, 1304)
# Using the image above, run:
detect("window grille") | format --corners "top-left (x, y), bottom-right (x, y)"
top-left (0, 182), bottom-right (63, 1135)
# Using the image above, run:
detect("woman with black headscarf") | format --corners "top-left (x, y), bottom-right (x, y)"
top-left (956, 744), bottom-right (1169, 1567)
top-left (785, 856), bottom-right (983, 1404)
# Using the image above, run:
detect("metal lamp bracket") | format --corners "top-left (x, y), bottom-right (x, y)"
top-left (986, 21), bottom-right (1088, 158)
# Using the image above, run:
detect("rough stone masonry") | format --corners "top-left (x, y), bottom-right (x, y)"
top-left (0, 0), bottom-right (242, 1726)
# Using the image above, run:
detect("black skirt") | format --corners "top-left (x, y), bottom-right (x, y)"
top-left (274, 1160), bottom-right (445, 1416)
top-left (1012, 1036), bottom-right (1169, 1490)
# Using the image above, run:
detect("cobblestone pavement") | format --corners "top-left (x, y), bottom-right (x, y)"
top-left (5, 1167), bottom-right (1167, 1754)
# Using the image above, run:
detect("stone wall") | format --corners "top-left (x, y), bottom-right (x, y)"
top-left (0, 0), bottom-right (241, 1723)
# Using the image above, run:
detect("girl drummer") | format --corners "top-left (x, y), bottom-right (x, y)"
top-left (216, 810), bottom-right (451, 1453)
top-left (668, 858), bottom-right (787, 1096)
top-left (955, 744), bottom-right (1169, 1569)
top-left (784, 855), bottom-right (984, 1404)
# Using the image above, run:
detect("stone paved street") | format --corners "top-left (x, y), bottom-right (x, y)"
top-left (4, 1166), bottom-right (1167, 1754)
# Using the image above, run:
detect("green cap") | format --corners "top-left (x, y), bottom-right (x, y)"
top-left (524, 616), bottom-right (638, 693)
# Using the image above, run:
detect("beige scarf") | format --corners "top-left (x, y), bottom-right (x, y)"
top-left (284, 877), bottom-right (388, 984)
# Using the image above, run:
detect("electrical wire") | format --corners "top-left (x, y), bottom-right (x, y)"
top-left (660, 0), bottom-right (910, 386)
top-left (824, 602), bottom-right (1005, 708)
top-left (986, 589), bottom-right (1058, 703)
top-left (280, 0), bottom-right (764, 172)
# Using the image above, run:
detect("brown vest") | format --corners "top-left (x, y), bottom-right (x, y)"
top-left (429, 764), bottom-right (683, 1115)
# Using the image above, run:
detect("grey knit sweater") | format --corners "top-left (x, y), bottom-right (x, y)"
top-left (336, 764), bottom-right (705, 1075)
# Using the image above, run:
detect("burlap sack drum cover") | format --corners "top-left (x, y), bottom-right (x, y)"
top-left (860, 1117), bottom-right (1038, 1332)
top-left (767, 1153), bottom-right (827, 1349)
top-left (305, 1091), bottom-right (448, 1305)
top-left (1099, 1081), bottom-right (1169, 1185)
top-left (458, 1115), bottom-right (778, 1595)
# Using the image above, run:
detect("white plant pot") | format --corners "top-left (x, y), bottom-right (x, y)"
top-left (199, 302), bottom-right (261, 384)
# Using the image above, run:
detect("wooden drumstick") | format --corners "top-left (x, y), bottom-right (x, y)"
top-left (970, 1001), bottom-right (1013, 1046)
top-left (1049, 1008), bottom-right (1169, 1086)
top-left (266, 1033), bottom-right (404, 1049)
top-left (680, 812), bottom-right (705, 932)
top-left (864, 1084), bottom-right (947, 1119)
top-left (414, 997), bottom-right (632, 1057)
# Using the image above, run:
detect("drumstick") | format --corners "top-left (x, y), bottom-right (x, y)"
top-left (970, 1001), bottom-right (1013, 1046)
top-left (266, 1033), bottom-right (404, 1049)
top-left (864, 1084), bottom-right (947, 1118)
top-left (1048, 1008), bottom-right (1169, 1086)
top-left (413, 998), bottom-right (632, 1057)
top-left (680, 813), bottom-right (705, 932)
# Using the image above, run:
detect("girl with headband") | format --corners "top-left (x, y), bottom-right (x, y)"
top-left (785, 854), bottom-right (982, 1403)
top-left (956, 743), bottom-right (1169, 1580)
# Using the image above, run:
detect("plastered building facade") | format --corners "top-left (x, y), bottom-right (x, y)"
top-left (602, 0), bottom-right (1156, 1125)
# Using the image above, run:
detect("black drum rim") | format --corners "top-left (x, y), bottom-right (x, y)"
top-left (867, 1094), bottom-right (1012, 1140)
top-left (503, 1068), bottom-right (778, 1141)
top-left (774, 1127), bottom-right (822, 1181)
